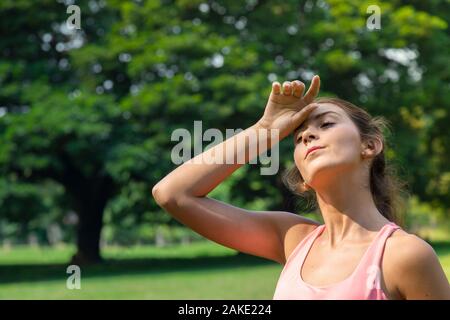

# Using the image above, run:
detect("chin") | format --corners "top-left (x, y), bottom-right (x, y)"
top-left (302, 158), bottom-right (347, 180)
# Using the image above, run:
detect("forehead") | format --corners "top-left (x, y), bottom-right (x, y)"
top-left (295, 103), bottom-right (345, 132)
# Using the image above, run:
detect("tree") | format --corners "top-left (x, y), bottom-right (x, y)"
top-left (0, 0), bottom-right (448, 264)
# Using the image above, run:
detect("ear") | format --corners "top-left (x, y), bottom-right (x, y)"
top-left (361, 137), bottom-right (383, 159)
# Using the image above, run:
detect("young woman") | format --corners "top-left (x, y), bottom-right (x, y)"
top-left (152, 76), bottom-right (450, 300)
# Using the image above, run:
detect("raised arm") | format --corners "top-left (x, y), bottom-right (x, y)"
top-left (152, 76), bottom-right (321, 264)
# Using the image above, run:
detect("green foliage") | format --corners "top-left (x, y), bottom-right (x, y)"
top-left (0, 0), bottom-right (448, 247)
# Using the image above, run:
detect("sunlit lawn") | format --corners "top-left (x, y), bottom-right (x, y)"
top-left (0, 239), bottom-right (448, 299)
top-left (0, 241), bottom-right (282, 299)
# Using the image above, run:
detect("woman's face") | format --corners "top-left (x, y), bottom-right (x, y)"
top-left (293, 103), bottom-right (364, 187)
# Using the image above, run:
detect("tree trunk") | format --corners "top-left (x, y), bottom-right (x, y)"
top-left (69, 177), bottom-right (113, 266)
top-left (70, 202), bottom-right (105, 265)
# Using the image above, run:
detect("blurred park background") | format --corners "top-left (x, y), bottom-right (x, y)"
top-left (0, 0), bottom-right (449, 299)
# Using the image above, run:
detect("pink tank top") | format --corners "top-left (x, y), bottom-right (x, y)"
top-left (273, 222), bottom-right (401, 300)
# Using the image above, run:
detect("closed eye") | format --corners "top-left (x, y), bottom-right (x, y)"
top-left (320, 122), bottom-right (334, 128)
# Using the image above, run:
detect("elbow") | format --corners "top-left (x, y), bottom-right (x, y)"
top-left (152, 183), bottom-right (188, 208)
top-left (152, 184), bottom-right (175, 208)
top-left (152, 182), bottom-right (194, 209)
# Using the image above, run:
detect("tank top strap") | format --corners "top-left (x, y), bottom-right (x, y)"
top-left (286, 224), bottom-right (325, 266)
top-left (356, 222), bottom-right (401, 277)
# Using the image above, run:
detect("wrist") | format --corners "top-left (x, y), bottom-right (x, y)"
top-left (252, 120), bottom-right (284, 143)
top-left (254, 118), bottom-right (271, 131)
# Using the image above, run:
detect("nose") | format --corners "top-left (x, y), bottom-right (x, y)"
top-left (302, 127), bottom-right (318, 145)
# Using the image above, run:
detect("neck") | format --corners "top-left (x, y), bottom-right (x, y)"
top-left (310, 169), bottom-right (390, 248)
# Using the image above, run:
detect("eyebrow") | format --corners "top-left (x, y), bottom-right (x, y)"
top-left (294, 111), bottom-right (341, 137)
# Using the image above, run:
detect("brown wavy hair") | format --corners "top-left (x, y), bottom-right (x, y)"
top-left (282, 97), bottom-right (409, 227)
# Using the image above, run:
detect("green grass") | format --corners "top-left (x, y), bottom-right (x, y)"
top-left (0, 241), bottom-right (282, 299)
top-left (0, 240), bottom-right (448, 299)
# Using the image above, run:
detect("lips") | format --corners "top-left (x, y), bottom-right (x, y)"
top-left (305, 146), bottom-right (325, 159)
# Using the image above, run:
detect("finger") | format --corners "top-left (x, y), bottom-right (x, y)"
top-left (272, 82), bottom-right (281, 95)
top-left (282, 81), bottom-right (292, 95)
top-left (292, 80), bottom-right (305, 98)
top-left (303, 75), bottom-right (321, 104)
top-left (291, 103), bottom-right (319, 128)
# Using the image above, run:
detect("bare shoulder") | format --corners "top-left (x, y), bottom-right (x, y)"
top-left (385, 229), bottom-right (438, 269)
top-left (270, 211), bottom-right (321, 265)
top-left (383, 228), bottom-right (450, 299)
